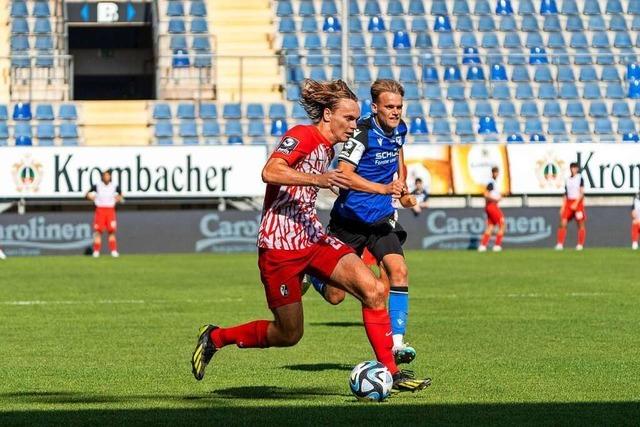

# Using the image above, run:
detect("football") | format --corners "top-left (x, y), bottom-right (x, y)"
top-left (349, 361), bottom-right (393, 402)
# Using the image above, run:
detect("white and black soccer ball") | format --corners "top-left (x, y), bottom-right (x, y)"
top-left (349, 361), bottom-right (393, 402)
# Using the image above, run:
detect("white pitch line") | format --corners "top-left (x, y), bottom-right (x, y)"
top-left (1, 297), bottom-right (244, 306)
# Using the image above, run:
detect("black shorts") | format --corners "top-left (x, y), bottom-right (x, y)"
top-left (327, 213), bottom-right (407, 263)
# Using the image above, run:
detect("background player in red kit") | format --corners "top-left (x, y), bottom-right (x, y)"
top-left (190, 79), bottom-right (430, 393)
top-left (630, 192), bottom-right (639, 250)
top-left (478, 166), bottom-right (505, 252)
top-left (86, 169), bottom-right (123, 258)
top-left (555, 162), bottom-right (586, 251)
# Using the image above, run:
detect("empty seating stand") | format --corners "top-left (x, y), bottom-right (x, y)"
top-left (0, 102), bottom-right (80, 146)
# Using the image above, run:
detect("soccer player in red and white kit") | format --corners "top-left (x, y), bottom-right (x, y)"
top-left (0, 247), bottom-right (6, 260)
top-left (631, 192), bottom-right (640, 250)
top-left (478, 166), bottom-right (505, 252)
top-left (86, 169), bottom-right (122, 258)
top-left (190, 80), bottom-right (430, 392)
top-left (555, 162), bottom-right (586, 251)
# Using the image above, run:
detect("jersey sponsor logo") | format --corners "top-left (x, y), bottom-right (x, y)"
top-left (280, 284), bottom-right (289, 297)
top-left (276, 137), bottom-right (300, 155)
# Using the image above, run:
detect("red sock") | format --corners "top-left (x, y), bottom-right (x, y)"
top-left (632, 224), bottom-right (639, 242)
top-left (557, 227), bottom-right (567, 245)
top-left (578, 227), bottom-right (586, 246)
top-left (108, 237), bottom-right (117, 252)
top-left (480, 233), bottom-right (490, 246)
top-left (93, 242), bottom-right (101, 252)
top-left (362, 308), bottom-right (399, 375)
top-left (495, 233), bottom-right (504, 246)
top-left (211, 320), bottom-right (270, 349)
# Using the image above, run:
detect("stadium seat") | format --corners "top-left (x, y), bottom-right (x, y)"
top-left (432, 120), bottom-right (451, 135)
top-left (33, 1), bottom-right (50, 17)
top-left (571, 119), bottom-right (590, 134)
top-left (543, 101), bottom-right (562, 117)
top-left (453, 0), bottom-right (470, 14)
top-left (360, 99), bottom-right (372, 116)
top-left (225, 120), bottom-right (243, 137)
top-left (507, 133), bottom-right (524, 143)
top-left (617, 118), bottom-right (636, 134)
top-left (199, 103), bottom-right (217, 119)
top-left (270, 119), bottom-right (288, 136)
top-left (153, 104), bottom-right (172, 120)
top-left (177, 103), bottom-right (195, 119)
top-left (387, 0), bottom-right (404, 15)
top-left (470, 83), bottom-right (489, 99)
top-left (594, 118), bottom-right (613, 134)
top-left (36, 124), bottom-right (55, 145)
top-left (622, 132), bottom-right (640, 142)
top-left (491, 83), bottom-right (511, 99)
top-left (323, 16), bottom-right (341, 32)
top-left (194, 53), bottom-right (212, 68)
top-left (156, 137), bottom-right (174, 146)
top-left (0, 105), bottom-right (8, 121)
top-left (393, 31), bottom-right (411, 49)
top-left (14, 121), bottom-right (31, 137)
top-left (11, 18), bottom-right (29, 34)
top-left (409, 117), bottom-right (428, 134)
top-left (364, 0), bottom-right (382, 16)
top-left (411, 16), bottom-right (428, 32)
top-left (498, 101), bottom-right (516, 117)
top-left (321, 0), bottom-right (338, 15)
top-left (566, 101), bottom-right (585, 117)
top-left (223, 104), bottom-right (242, 120)
top-left (170, 35), bottom-right (187, 50)
top-left (371, 33), bottom-right (388, 50)
top-left (189, 1), bottom-right (207, 17)
top-left (518, 0), bottom-right (536, 14)
top-left (246, 104), bottom-right (265, 120)
top-left (13, 103), bottom-right (31, 120)
top-left (192, 36), bottom-right (210, 51)
top-left (455, 119), bottom-right (474, 135)
top-left (292, 103), bottom-right (307, 119)
top-left (515, 83), bottom-right (534, 99)
top-left (60, 123), bottom-right (78, 140)
top-left (525, 118), bottom-right (543, 133)
top-left (410, 0), bottom-right (427, 15)
top-left (478, 117), bottom-right (497, 133)
top-left (166, 1), bottom-right (184, 16)
top-left (452, 101), bottom-right (471, 117)
top-left (247, 119), bottom-right (265, 137)
top-left (191, 18), bottom-right (208, 33)
top-left (276, 1), bottom-right (293, 17)
top-left (301, 16), bottom-right (318, 33)
top-left (202, 120), bottom-right (220, 143)
top-left (168, 19), bottom-right (186, 34)
top-left (172, 49), bottom-right (190, 68)
top-left (10, 1), bottom-right (28, 17)
top-left (428, 101), bottom-right (447, 118)
top-left (447, 85), bottom-right (466, 100)
top-left (496, 0), bottom-right (514, 15)
top-left (11, 35), bottom-right (29, 51)
top-left (15, 136), bottom-right (32, 146)
top-left (612, 101), bottom-right (631, 117)
top-left (474, 101), bottom-right (493, 117)
top-left (503, 120), bottom-right (521, 134)
top-left (377, 66), bottom-right (394, 80)
top-left (589, 101), bottom-right (608, 117)
top-left (529, 133), bottom-right (546, 142)
top-left (520, 101), bottom-right (539, 117)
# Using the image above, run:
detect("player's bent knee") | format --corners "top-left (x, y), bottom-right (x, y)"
top-left (325, 287), bottom-right (346, 305)
top-left (362, 279), bottom-right (386, 309)
top-left (279, 329), bottom-right (303, 347)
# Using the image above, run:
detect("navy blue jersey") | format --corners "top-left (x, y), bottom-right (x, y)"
top-left (331, 115), bottom-right (407, 224)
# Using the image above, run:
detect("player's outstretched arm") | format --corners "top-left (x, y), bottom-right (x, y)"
top-left (337, 161), bottom-right (403, 196)
top-left (262, 158), bottom-right (350, 189)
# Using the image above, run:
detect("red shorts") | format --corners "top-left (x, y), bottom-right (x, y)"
top-left (485, 203), bottom-right (504, 226)
top-left (562, 200), bottom-right (586, 222)
top-left (258, 236), bottom-right (354, 309)
top-left (94, 207), bottom-right (117, 233)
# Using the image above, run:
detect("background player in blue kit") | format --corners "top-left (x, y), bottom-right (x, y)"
top-left (307, 80), bottom-right (417, 365)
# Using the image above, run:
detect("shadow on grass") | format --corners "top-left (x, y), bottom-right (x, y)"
top-left (0, 401), bottom-right (639, 426)
top-left (283, 363), bottom-right (352, 372)
top-left (309, 321), bottom-right (362, 327)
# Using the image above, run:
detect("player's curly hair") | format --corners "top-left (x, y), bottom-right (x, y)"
top-left (299, 79), bottom-right (358, 123)
top-left (371, 79), bottom-right (404, 102)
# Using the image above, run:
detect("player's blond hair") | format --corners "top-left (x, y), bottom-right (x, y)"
top-left (370, 79), bottom-right (405, 102)
top-left (299, 79), bottom-right (358, 123)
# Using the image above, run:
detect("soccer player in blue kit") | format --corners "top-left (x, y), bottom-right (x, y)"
top-left (307, 80), bottom-right (417, 365)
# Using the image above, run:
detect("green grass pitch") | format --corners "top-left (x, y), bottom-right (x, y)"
top-left (0, 249), bottom-right (639, 426)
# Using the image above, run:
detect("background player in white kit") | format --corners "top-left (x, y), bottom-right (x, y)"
top-left (631, 192), bottom-right (640, 250)
top-left (555, 162), bottom-right (586, 251)
top-left (86, 170), bottom-right (123, 258)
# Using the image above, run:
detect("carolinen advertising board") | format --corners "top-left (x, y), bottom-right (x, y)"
top-left (0, 207), bottom-right (632, 256)
top-left (508, 143), bottom-right (640, 194)
top-left (0, 146), bottom-right (268, 198)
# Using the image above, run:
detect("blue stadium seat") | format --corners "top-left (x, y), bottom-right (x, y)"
top-left (153, 104), bottom-right (171, 120)
top-left (607, 0), bottom-right (623, 13)
top-left (387, 0), bottom-right (404, 15)
top-left (534, 66), bottom-right (553, 82)
top-left (34, 18), bottom-right (52, 34)
top-left (202, 120), bottom-right (220, 143)
top-left (482, 34), bottom-right (499, 50)
top-left (377, 66), bottom-right (394, 80)
top-left (0, 105), bottom-right (8, 121)
top-left (11, 35), bottom-right (29, 51)
top-left (428, 101), bottom-right (446, 118)
top-left (592, 32), bottom-right (610, 48)
top-left (10, 1), bottom-right (28, 17)
top-left (36, 123), bottom-right (55, 139)
top-left (348, 16), bottom-right (363, 32)
top-left (544, 15), bottom-right (562, 31)
top-left (58, 104), bottom-right (77, 120)
top-left (371, 33), bottom-right (388, 50)
top-left (571, 119), bottom-right (590, 134)
top-left (606, 83), bottom-right (625, 99)
top-left (423, 84), bottom-right (441, 100)
top-left (470, 83), bottom-right (489, 99)
top-left (490, 64), bottom-right (508, 81)
top-left (474, 0), bottom-right (492, 14)
top-left (538, 83), bottom-right (558, 99)
top-left (630, 0), bottom-right (640, 14)
top-left (166, 1), bottom-right (184, 16)
top-left (192, 36), bottom-right (210, 51)
top-left (437, 33), bottom-right (455, 50)
top-left (557, 65), bottom-right (575, 82)
top-left (453, 0), bottom-right (470, 14)
top-left (524, 118), bottom-right (543, 133)
top-left (309, 66), bottom-right (327, 80)
top-left (560, 83), bottom-right (579, 99)
top-left (565, 101), bottom-right (584, 117)
top-left (466, 66), bottom-right (485, 81)
top-left (301, 16), bottom-right (317, 33)
top-left (403, 83), bottom-right (420, 100)
top-left (190, 1), bottom-right (207, 17)
top-left (547, 117), bottom-right (567, 135)
top-left (33, 1), bottom-right (50, 17)
top-left (286, 84), bottom-right (301, 101)
top-left (443, 66), bottom-right (461, 82)
top-left (617, 118), bottom-right (636, 134)
top-left (246, 103), bottom-right (265, 120)
top-left (492, 83), bottom-right (511, 99)
top-left (614, 32), bottom-right (632, 48)
top-left (542, 100), bottom-right (561, 117)
top-left (59, 123), bottom-right (78, 139)
top-left (323, 16), bottom-right (341, 32)
top-left (267, 104), bottom-right (285, 120)
top-left (223, 103), bottom-right (241, 119)
top-left (34, 35), bottom-right (53, 50)
top-left (34, 104), bottom-right (54, 121)
top-left (15, 136), bottom-right (32, 146)
top-left (389, 16), bottom-right (407, 32)
top-left (247, 119), bottom-right (265, 137)
top-left (527, 133), bottom-right (545, 142)
top-left (199, 103), bottom-right (217, 119)
top-left (548, 33), bottom-right (565, 49)
top-left (474, 101), bottom-right (493, 117)
top-left (367, 16), bottom-right (384, 32)
top-left (499, 15), bottom-right (517, 31)
top-left (411, 16), bottom-right (428, 32)
top-left (170, 35), bottom-right (187, 50)
top-left (511, 65), bottom-right (530, 82)
top-left (496, 0), bottom-right (514, 15)
top-left (540, 0), bottom-right (558, 14)
top-left (393, 31), bottom-right (411, 49)
top-left (522, 15), bottom-right (539, 32)
top-left (478, 16), bottom-right (495, 32)
top-left (612, 101), bottom-right (630, 117)
top-left (433, 15), bottom-right (451, 32)
top-left (177, 103), bottom-right (195, 119)
top-left (154, 121), bottom-right (173, 137)
top-left (354, 67), bottom-right (371, 83)
top-left (225, 120), bottom-right (243, 137)
top-left (409, 0), bottom-right (426, 15)
top-left (452, 101), bottom-right (471, 117)
top-left (609, 14), bottom-right (627, 31)
top-left (507, 133), bottom-right (524, 143)
top-left (348, 0), bottom-right (360, 14)
top-left (520, 101), bottom-right (539, 117)
top-left (179, 120), bottom-right (198, 141)
top-left (432, 120), bottom-right (451, 135)
top-left (409, 117), bottom-right (428, 134)
top-left (281, 34), bottom-right (299, 50)
top-left (530, 47), bottom-right (548, 64)
top-left (447, 84), bottom-right (466, 100)
top-left (594, 118), bottom-right (613, 134)
top-left (11, 18), bottom-right (29, 34)
top-left (478, 116), bottom-right (497, 133)
top-left (360, 99), bottom-right (372, 116)
top-left (515, 83), bottom-right (534, 99)
top-left (458, 19), bottom-right (475, 35)
top-left (589, 101), bottom-right (608, 117)
top-left (321, 0), bottom-right (338, 15)
top-left (399, 66), bottom-right (417, 82)
top-left (270, 119), bottom-right (288, 136)
top-left (583, 0), bottom-right (601, 14)
top-left (455, 119), bottom-right (474, 135)
top-left (276, 0), bottom-right (293, 17)
top-left (518, 0), bottom-right (535, 14)
top-left (193, 53), bottom-right (212, 68)
top-left (583, 82), bottom-right (602, 99)
top-left (622, 132), bottom-right (639, 142)
top-left (172, 49), bottom-right (190, 68)
top-left (498, 101), bottom-right (516, 117)
top-left (191, 18), bottom-right (208, 33)
top-left (13, 102), bottom-right (31, 120)
top-left (629, 80), bottom-right (640, 98)
top-left (503, 120), bottom-right (521, 134)
top-left (168, 18), bottom-right (185, 34)
top-left (364, 0), bottom-right (382, 16)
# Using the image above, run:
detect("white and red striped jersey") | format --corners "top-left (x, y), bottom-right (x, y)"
top-left (258, 125), bottom-right (334, 250)
top-left (90, 181), bottom-right (121, 208)
top-left (565, 174), bottom-right (584, 200)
